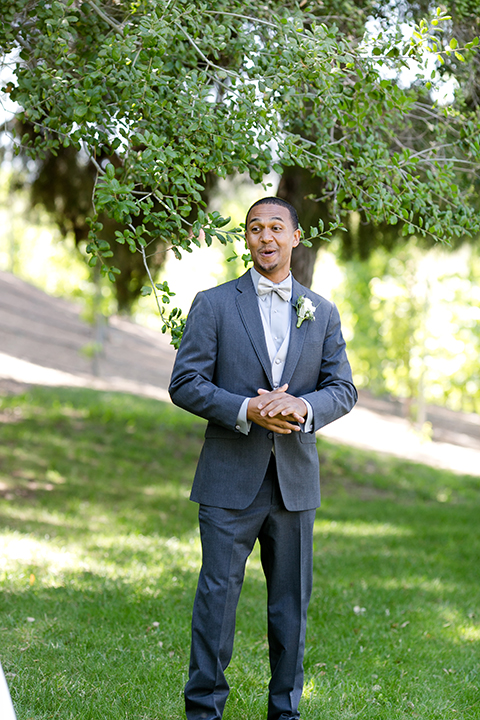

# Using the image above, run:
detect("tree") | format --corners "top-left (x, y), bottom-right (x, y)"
top-left (284, 0), bottom-right (480, 283)
top-left (333, 238), bottom-right (480, 416)
top-left (12, 132), bottom-right (168, 312)
top-left (1, 0), bottom-right (479, 344)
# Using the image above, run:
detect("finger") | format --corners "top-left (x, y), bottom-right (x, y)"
top-left (273, 423), bottom-right (300, 433)
top-left (264, 401), bottom-right (298, 416)
top-left (267, 416), bottom-right (301, 431)
top-left (281, 410), bottom-right (305, 422)
top-left (260, 395), bottom-right (294, 412)
top-left (263, 403), bottom-right (291, 416)
top-left (286, 416), bottom-right (304, 424)
top-left (257, 383), bottom-right (288, 397)
top-left (258, 393), bottom-right (290, 411)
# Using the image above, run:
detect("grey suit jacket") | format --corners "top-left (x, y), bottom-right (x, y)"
top-left (168, 271), bottom-right (357, 511)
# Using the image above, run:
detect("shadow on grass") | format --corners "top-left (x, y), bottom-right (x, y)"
top-left (0, 385), bottom-right (203, 538)
top-left (1, 385), bottom-right (479, 719)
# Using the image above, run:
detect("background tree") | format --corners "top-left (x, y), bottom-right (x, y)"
top-left (1, 0), bottom-right (479, 343)
top-left (283, 0), bottom-right (480, 283)
top-left (12, 133), bottom-right (167, 312)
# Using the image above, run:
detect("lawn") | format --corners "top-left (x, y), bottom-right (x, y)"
top-left (0, 385), bottom-right (479, 719)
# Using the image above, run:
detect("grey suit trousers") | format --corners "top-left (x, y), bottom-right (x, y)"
top-left (185, 456), bottom-right (316, 720)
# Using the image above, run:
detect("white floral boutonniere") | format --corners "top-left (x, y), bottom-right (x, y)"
top-left (294, 295), bottom-right (316, 328)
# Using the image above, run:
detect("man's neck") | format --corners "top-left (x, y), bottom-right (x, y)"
top-left (251, 267), bottom-right (291, 285)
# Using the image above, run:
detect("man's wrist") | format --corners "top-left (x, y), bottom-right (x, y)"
top-left (235, 397), bottom-right (251, 434)
top-left (301, 398), bottom-right (314, 432)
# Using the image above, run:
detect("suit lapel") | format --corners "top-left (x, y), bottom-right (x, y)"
top-left (235, 272), bottom-right (274, 387)
top-left (281, 278), bottom-right (309, 386)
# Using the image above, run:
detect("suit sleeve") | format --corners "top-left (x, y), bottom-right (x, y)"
top-left (301, 302), bottom-right (357, 431)
top-left (168, 291), bottom-right (247, 430)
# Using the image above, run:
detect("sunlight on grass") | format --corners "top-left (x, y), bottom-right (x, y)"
top-left (1, 386), bottom-right (479, 720)
top-left (1, 505), bottom-right (88, 527)
top-left (315, 519), bottom-right (414, 537)
top-left (378, 576), bottom-right (460, 592)
top-left (1, 532), bottom-right (80, 567)
top-left (301, 676), bottom-right (317, 700)
top-left (1, 529), bottom-right (201, 590)
top-left (459, 626), bottom-right (480, 642)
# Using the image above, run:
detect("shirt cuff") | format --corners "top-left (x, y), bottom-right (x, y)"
top-left (235, 397), bottom-right (252, 435)
top-left (301, 398), bottom-right (314, 433)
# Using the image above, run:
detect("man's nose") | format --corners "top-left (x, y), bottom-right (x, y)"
top-left (260, 228), bottom-right (273, 241)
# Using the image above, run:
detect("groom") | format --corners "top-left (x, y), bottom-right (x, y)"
top-left (169, 197), bottom-right (357, 720)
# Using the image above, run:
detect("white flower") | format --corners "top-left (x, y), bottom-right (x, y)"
top-left (295, 295), bottom-right (316, 328)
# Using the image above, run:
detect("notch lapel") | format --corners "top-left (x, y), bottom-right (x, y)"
top-left (235, 272), bottom-right (274, 388)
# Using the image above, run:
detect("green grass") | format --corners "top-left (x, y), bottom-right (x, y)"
top-left (0, 385), bottom-right (479, 720)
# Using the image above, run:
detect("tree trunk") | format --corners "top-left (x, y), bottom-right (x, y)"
top-left (276, 165), bottom-right (329, 288)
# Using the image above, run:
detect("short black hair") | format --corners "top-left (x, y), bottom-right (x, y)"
top-left (245, 196), bottom-right (299, 231)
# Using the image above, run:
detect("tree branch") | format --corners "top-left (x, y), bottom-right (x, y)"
top-left (86, 1), bottom-right (124, 36)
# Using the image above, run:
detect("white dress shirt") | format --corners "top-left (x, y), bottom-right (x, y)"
top-left (235, 268), bottom-right (314, 435)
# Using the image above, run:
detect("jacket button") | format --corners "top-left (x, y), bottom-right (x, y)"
top-left (267, 432), bottom-right (273, 440)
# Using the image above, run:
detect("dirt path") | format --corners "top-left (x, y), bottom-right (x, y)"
top-left (0, 269), bottom-right (174, 402)
top-left (1, 269), bottom-right (479, 476)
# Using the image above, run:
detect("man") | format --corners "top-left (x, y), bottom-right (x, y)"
top-left (169, 197), bottom-right (357, 720)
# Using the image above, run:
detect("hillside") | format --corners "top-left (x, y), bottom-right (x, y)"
top-left (1, 268), bottom-right (479, 476)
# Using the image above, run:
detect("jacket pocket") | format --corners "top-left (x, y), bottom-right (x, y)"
top-left (299, 431), bottom-right (317, 444)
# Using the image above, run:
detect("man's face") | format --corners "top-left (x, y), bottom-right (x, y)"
top-left (245, 204), bottom-right (301, 283)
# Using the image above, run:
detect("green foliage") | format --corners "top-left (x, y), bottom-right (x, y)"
top-left (1, 385), bottom-right (479, 718)
top-left (2, 2), bottom-right (480, 340)
top-left (333, 240), bottom-right (480, 413)
top-left (333, 254), bottom-right (387, 395)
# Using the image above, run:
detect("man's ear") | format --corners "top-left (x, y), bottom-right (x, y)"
top-left (292, 229), bottom-right (301, 248)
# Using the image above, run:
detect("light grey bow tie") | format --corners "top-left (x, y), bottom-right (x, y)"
top-left (257, 276), bottom-right (292, 302)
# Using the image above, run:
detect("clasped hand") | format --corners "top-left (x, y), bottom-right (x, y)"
top-left (247, 383), bottom-right (307, 434)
